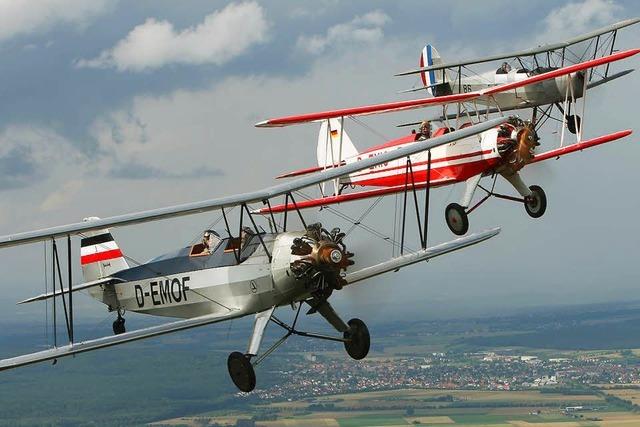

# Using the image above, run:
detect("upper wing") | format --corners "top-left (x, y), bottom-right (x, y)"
top-left (0, 309), bottom-right (244, 371)
top-left (255, 49), bottom-right (639, 128)
top-left (395, 17), bottom-right (640, 77)
top-left (0, 117), bottom-right (508, 249)
top-left (254, 92), bottom-right (478, 127)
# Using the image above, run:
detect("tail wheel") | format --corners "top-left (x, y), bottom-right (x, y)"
top-left (445, 203), bottom-right (469, 236)
top-left (227, 352), bottom-right (256, 392)
top-left (344, 318), bottom-right (370, 360)
top-left (524, 185), bottom-right (547, 218)
top-left (566, 115), bottom-right (581, 135)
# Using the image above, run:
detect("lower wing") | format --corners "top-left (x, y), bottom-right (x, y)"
top-left (531, 130), bottom-right (632, 163)
top-left (345, 228), bottom-right (500, 285)
top-left (0, 309), bottom-right (243, 372)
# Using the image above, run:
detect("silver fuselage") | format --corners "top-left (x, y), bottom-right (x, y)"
top-left (454, 69), bottom-right (585, 111)
top-left (88, 232), bottom-right (309, 319)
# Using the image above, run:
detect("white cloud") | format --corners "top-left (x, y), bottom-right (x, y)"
top-left (542, 0), bottom-right (622, 41)
top-left (0, 0), bottom-right (113, 42)
top-left (76, 1), bottom-right (269, 72)
top-left (296, 10), bottom-right (390, 55)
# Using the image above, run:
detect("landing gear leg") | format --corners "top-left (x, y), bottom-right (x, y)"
top-left (227, 307), bottom-right (274, 393)
top-left (445, 174), bottom-right (480, 236)
top-left (112, 309), bottom-right (126, 335)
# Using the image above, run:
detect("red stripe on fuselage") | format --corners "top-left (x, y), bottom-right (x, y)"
top-left (81, 249), bottom-right (123, 265)
top-left (353, 156), bottom-right (500, 187)
top-left (350, 149), bottom-right (494, 180)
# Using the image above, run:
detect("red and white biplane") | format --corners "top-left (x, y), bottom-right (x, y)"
top-left (256, 34), bottom-right (638, 235)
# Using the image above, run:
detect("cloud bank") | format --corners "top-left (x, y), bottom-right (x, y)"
top-left (0, 0), bottom-right (113, 42)
top-left (77, 1), bottom-right (269, 71)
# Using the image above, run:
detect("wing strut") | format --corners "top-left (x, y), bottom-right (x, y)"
top-left (50, 237), bottom-right (75, 347)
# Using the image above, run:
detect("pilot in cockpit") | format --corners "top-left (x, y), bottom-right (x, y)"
top-left (240, 226), bottom-right (254, 249)
top-left (415, 120), bottom-right (431, 141)
top-left (497, 62), bottom-right (512, 74)
top-left (201, 229), bottom-right (221, 255)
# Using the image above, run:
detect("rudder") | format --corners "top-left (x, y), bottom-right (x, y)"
top-left (80, 217), bottom-right (129, 282)
top-left (420, 44), bottom-right (453, 96)
top-left (317, 119), bottom-right (359, 169)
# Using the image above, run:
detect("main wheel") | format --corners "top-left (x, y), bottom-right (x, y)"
top-left (112, 317), bottom-right (126, 335)
top-left (344, 318), bottom-right (370, 360)
top-left (566, 115), bottom-right (581, 135)
top-left (227, 352), bottom-right (256, 392)
top-left (445, 203), bottom-right (469, 236)
top-left (524, 185), bottom-right (547, 218)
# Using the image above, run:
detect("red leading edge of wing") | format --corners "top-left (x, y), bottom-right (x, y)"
top-left (482, 48), bottom-right (640, 96)
top-left (531, 130), bottom-right (632, 163)
top-left (255, 92), bottom-right (478, 127)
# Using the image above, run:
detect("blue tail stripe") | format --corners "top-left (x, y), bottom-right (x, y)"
top-left (426, 45), bottom-right (436, 87)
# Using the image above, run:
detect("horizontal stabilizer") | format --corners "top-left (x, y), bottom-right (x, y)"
top-left (0, 309), bottom-right (243, 372)
top-left (345, 228), bottom-right (500, 285)
top-left (17, 277), bottom-right (124, 304)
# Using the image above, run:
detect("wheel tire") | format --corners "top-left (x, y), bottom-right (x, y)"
top-left (566, 115), bottom-right (581, 135)
top-left (227, 352), bottom-right (256, 392)
top-left (344, 318), bottom-right (370, 360)
top-left (524, 185), bottom-right (547, 218)
top-left (112, 318), bottom-right (126, 335)
top-left (445, 203), bottom-right (469, 236)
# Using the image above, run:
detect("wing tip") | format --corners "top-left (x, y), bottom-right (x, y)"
top-left (255, 120), bottom-right (273, 128)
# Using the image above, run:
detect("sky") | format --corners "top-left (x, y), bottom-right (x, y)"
top-left (0, 0), bottom-right (638, 329)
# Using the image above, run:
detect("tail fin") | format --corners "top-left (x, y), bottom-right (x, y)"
top-left (317, 119), bottom-right (359, 168)
top-left (80, 217), bottom-right (129, 282)
top-left (420, 45), bottom-right (453, 96)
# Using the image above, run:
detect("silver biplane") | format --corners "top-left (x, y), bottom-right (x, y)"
top-left (397, 18), bottom-right (639, 135)
top-left (0, 118), bottom-right (508, 392)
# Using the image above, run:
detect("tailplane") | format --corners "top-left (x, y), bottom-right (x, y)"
top-left (419, 44), bottom-right (453, 96)
top-left (80, 217), bottom-right (129, 282)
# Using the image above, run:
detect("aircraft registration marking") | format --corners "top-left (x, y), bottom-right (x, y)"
top-left (134, 276), bottom-right (190, 308)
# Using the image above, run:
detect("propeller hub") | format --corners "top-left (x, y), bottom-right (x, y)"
top-left (329, 249), bottom-right (343, 264)
top-left (289, 223), bottom-right (355, 295)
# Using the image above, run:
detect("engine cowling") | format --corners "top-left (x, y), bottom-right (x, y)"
top-left (496, 118), bottom-right (539, 175)
top-left (269, 223), bottom-right (354, 302)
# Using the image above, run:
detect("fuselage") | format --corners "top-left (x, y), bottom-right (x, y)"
top-left (341, 126), bottom-right (507, 189)
top-left (88, 232), bottom-right (311, 319)
top-left (450, 68), bottom-right (585, 111)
